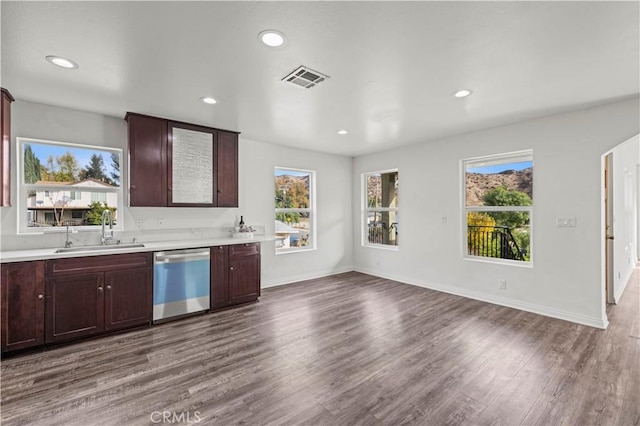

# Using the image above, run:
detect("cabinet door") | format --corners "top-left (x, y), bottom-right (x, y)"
top-left (46, 273), bottom-right (104, 343)
top-left (210, 245), bottom-right (228, 309)
top-left (1, 261), bottom-right (45, 352)
top-left (228, 244), bottom-right (261, 306)
top-left (168, 122), bottom-right (215, 207)
top-left (127, 113), bottom-right (168, 206)
top-left (104, 267), bottom-right (152, 331)
top-left (216, 131), bottom-right (238, 207)
top-left (0, 88), bottom-right (14, 207)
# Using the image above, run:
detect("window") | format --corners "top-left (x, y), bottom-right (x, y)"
top-left (463, 150), bottom-right (533, 263)
top-left (91, 192), bottom-right (107, 202)
top-left (275, 167), bottom-right (315, 253)
top-left (18, 138), bottom-right (122, 232)
top-left (363, 169), bottom-right (399, 248)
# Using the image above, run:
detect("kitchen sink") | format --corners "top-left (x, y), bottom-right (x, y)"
top-left (54, 243), bottom-right (146, 254)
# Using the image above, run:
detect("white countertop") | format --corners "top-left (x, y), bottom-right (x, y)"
top-left (0, 235), bottom-right (274, 263)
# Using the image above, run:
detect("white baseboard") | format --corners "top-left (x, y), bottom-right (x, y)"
top-left (354, 266), bottom-right (609, 330)
top-left (613, 265), bottom-right (635, 304)
top-left (262, 265), bottom-right (355, 289)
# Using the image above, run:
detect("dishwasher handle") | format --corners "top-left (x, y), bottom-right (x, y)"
top-left (154, 249), bottom-right (210, 264)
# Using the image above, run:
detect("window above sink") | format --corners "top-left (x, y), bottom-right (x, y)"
top-left (17, 137), bottom-right (123, 234)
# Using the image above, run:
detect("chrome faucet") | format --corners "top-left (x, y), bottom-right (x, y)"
top-left (101, 210), bottom-right (114, 245)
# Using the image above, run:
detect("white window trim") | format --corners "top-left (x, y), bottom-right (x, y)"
top-left (275, 167), bottom-right (316, 255)
top-left (461, 150), bottom-right (533, 266)
top-left (362, 168), bottom-right (399, 250)
top-left (17, 137), bottom-right (124, 234)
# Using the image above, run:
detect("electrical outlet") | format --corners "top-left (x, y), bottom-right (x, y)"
top-left (441, 216), bottom-right (447, 224)
top-left (556, 216), bottom-right (577, 227)
top-left (499, 280), bottom-right (507, 290)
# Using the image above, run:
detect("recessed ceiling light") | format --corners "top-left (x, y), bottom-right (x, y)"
top-left (259, 30), bottom-right (286, 47)
top-left (454, 89), bottom-right (472, 98)
top-left (337, 130), bottom-right (348, 135)
top-left (45, 55), bottom-right (79, 69)
top-left (200, 97), bottom-right (217, 104)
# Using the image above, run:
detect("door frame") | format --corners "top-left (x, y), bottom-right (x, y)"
top-left (604, 153), bottom-right (614, 304)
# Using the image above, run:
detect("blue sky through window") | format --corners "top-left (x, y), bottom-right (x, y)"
top-left (467, 161), bottom-right (532, 174)
top-left (24, 142), bottom-right (119, 180)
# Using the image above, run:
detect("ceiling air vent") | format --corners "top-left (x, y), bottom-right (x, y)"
top-left (282, 65), bottom-right (329, 89)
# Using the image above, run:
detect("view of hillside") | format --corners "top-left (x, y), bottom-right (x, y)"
top-left (465, 165), bottom-right (533, 261)
top-left (466, 167), bottom-right (532, 206)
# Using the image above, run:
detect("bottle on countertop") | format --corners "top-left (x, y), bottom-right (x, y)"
top-left (239, 215), bottom-right (245, 230)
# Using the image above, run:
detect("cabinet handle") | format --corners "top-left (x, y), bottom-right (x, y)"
top-left (37, 294), bottom-right (44, 300)
top-left (218, 246), bottom-right (223, 250)
top-left (230, 266), bottom-right (234, 271)
top-left (131, 185), bottom-right (136, 189)
top-left (97, 287), bottom-right (103, 292)
top-left (106, 285), bottom-right (112, 290)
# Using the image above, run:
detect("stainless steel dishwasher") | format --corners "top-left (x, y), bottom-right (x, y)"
top-left (153, 248), bottom-right (210, 322)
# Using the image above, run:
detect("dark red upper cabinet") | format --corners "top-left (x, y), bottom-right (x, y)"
top-left (126, 113), bottom-right (168, 207)
top-left (126, 112), bottom-right (238, 208)
top-left (1, 88), bottom-right (15, 207)
top-left (216, 131), bottom-right (239, 207)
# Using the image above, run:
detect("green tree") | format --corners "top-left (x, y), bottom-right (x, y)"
top-left (23, 144), bottom-right (42, 184)
top-left (482, 186), bottom-right (532, 228)
top-left (85, 201), bottom-right (116, 225)
top-left (79, 154), bottom-right (107, 182)
top-left (42, 151), bottom-right (80, 182)
top-left (109, 152), bottom-right (120, 186)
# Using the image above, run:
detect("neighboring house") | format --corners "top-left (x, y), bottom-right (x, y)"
top-left (27, 178), bottom-right (117, 226)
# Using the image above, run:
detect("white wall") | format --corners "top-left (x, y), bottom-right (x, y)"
top-left (0, 100), bottom-right (354, 286)
top-left (352, 98), bottom-right (640, 329)
top-left (2, 98), bottom-right (638, 328)
top-left (611, 134), bottom-right (640, 302)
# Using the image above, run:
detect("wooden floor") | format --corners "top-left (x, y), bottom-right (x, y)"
top-left (2, 268), bottom-right (639, 426)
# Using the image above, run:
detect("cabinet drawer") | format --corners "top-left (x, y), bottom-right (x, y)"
top-left (229, 243), bottom-right (260, 258)
top-left (47, 252), bottom-right (152, 276)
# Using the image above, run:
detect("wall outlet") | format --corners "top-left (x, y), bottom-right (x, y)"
top-left (556, 216), bottom-right (577, 227)
top-left (441, 216), bottom-right (447, 224)
top-left (499, 279), bottom-right (507, 290)
top-left (157, 218), bottom-right (165, 227)
top-left (135, 219), bottom-right (145, 229)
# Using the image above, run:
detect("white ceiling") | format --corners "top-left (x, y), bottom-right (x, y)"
top-left (1, 1), bottom-right (638, 157)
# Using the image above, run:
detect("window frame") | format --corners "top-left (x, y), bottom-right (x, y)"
top-left (274, 166), bottom-right (316, 255)
top-left (462, 150), bottom-right (533, 266)
top-left (362, 168), bottom-right (399, 250)
top-left (17, 137), bottom-right (123, 234)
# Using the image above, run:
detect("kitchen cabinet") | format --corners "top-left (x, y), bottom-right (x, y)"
top-left (126, 112), bottom-right (239, 208)
top-left (1, 261), bottom-right (45, 352)
top-left (127, 113), bottom-right (168, 206)
top-left (1, 88), bottom-right (15, 207)
top-left (45, 252), bottom-right (152, 344)
top-left (211, 243), bottom-right (260, 309)
top-left (216, 130), bottom-right (239, 207)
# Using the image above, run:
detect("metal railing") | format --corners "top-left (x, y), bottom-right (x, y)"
top-left (467, 225), bottom-right (525, 261)
top-left (368, 221), bottom-right (398, 246)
